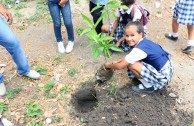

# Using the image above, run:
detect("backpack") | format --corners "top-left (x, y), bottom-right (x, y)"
top-left (131, 3), bottom-right (150, 26)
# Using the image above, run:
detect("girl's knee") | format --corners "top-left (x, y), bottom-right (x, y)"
top-left (101, 24), bottom-right (109, 33)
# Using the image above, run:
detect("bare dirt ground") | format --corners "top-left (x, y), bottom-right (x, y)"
top-left (0, 0), bottom-right (194, 125)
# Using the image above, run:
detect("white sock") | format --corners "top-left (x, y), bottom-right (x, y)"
top-left (187, 40), bottom-right (194, 46)
top-left (139, 79), bottom-right (153, 88)
top-left (172, 32), bottom-right (178, 37)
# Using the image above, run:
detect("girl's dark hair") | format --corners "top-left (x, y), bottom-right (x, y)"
top-left (125, 21), bottom-right (144, 36)
top-left (121, 0), bottom-right (135, 6)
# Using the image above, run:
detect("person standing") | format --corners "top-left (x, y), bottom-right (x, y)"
top-left (165, 0), bottom-right (194, 54)
top-left (89, 0), bottom-right (108, 34)
top-left (0, 3), bottom-right (40, 96)
top-left (48, 0), bottom-right (74, 54)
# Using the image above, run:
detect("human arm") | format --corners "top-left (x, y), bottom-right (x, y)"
top-left (110, 17), bottom-right (119, 36)
top-left (105, 48), bottom-right (147, 70)
top-left (58, 0), bottom-right (68, 7)
top-left (115, 36), bottom-right (126, 46)
top-left (105, 57), bottom-right (129, 70)
top-left (0, 3), bottom-right (13, 24)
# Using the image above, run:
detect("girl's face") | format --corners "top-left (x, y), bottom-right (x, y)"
top-left (125, 25), bottom-right (143, 47)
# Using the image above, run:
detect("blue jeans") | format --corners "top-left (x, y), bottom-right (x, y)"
top-left (0, 16), bottom-right (30, 83)
top-left (48, 0), bottom-right (74, 42)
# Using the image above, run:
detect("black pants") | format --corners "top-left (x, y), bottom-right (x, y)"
top-left (89, 1), bottom-right (104, 34)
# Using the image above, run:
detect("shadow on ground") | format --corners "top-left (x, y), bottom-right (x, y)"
top-left (71, 81), bottom-right (193, 126)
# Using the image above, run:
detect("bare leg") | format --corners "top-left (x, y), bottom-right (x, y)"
top-left (187, 25), bottom-right (194, 40)
top-left (172, 19), bottom-right (179, 33)
top-left (127, 62), bottom-right (143, 78)
top-left (101, 23), bottom-right (109, 33)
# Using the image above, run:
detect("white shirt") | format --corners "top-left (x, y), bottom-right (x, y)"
top-left (125, 39), bottom-right (147, 64)
top-left (115, 5), bottom-right (142, 21)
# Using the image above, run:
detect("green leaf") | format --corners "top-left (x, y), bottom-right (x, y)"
top-left (109, 44), bottom-right (123, 52)
top-left (104, 48), bottom-right (111, 58)
top-left (81, 13), bottom-right (94, 28)
top-left (94, 12), bottom-right (106, 28)
top-left (0, 102), bottom-right (8, 113)
top-left (91, 1), bottom-right (101, 13)
top-left (92, 46), bottom-right (104, 59)
top-left (80, 28), bottom-right (91, 36)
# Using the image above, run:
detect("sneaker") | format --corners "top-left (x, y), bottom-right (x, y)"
top-left (26, 70), bottom-right (40, 79)
top-left (66, 41), bottom-right (74, 53)
top-left (182, 46), bottom-right (194, 54)
top-left (15, 0), bottom-right (20, 4)
top-left (57, 42), bottom-right (65, 53)
top-left (0, 83), bottom-right (6, 96)
top-left (132, 84), bottom-right (154, 93)
top-left (165, 33), bottom-right (178, 41)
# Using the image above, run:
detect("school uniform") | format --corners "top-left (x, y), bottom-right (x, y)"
top-left (110, 5), bottom-right (142, 52)
top-left (173, 0), bottom-right (194, 25)
top-left (125, 38), bottom-right (174, 90)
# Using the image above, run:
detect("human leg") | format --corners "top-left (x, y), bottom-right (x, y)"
top-left (0, 16), bottom-right (30, 75)
top-left (61, 1), bottom-right (74, 53)
top-left (182, 25), bottom-right (194, 54)
top-left (165, 19), bottom-right (179, 41)
top-left (48, 2), bottom-right (65, 53)
top-left (0, 17), bottom-right (40, 79)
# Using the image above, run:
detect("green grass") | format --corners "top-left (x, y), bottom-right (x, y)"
top-left (15, 3), bottom-right (26, 10)
top-left (60, 85), bottom-right (72, 93)
top-left (107, 83), bottom-right (118, 96)
top-left (44, 81), bottom-right (55, 94)
top-left (68, 67), bottom-right (78, 77)
top-left (0, 102), bottom-right (8, 113)
top-left (25, 101), bottom-right (42, 118)
top-left (14, 11), bottom-right (23, 18)
top-left (35, 65), bottom-right (47, 75)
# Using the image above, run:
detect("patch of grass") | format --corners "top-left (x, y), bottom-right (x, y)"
top-left (27, 121), bottom-right (43, 126)
top-left (44, 81), bottom-right (55, 94)
top-left (60, 85), bottom-right (72, 93)
top-left (53, 54), bottom-right (62, 63)
top-left (55, 115), bottom-right (63, 123)
top-left (68, 67), bottom-right (78, 77)
top-left (35, 65), bottom-right (47, 75)
top-left (47, 16), bottom-right (53, 23)
top-left (25, 101), bottom-right (42, 118)
top-left (17, 26), bottom-right (25, 30)
top-left (47, 93), bottom-right (57, 98)
top-left (74, 0), bottom-right (79, 4)
top-left (14, 11), bottom-right (24, 18)
top-left (77, 27), bottom-right (84, 35)
top-left (108, 83), bottom-right (118, 96)
top-left (15, 3), bottom-right (26, 10)
top-left (6, 88), bottom-right (22, 99)
top-left (0, 102), bottom-right (8, 113)
top-left (80, 118), bottom-right (87, 126)
top-left (37, 0), bottom-right (47, 4)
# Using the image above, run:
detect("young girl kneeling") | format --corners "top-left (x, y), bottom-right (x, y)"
top-left (104, 21), bottom-right (174, 93)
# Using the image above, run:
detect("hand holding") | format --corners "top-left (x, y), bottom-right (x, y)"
top-left (58, 0), bottom-right (68, 7)
top-left (0, 4), bottom-right (13, 24)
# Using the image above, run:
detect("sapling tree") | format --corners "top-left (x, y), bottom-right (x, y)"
top-left (80, 0), bottom-right (128, 61)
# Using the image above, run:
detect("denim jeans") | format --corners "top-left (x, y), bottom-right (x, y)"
top-left (0, 16), bottom-right (30, 83)
top-left (48, 0), bottom-right (74, 42)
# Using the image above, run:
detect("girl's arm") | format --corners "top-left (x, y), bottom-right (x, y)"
top-left (115, 36), bottom-right (126, 46)
top-left (105, 57), bottom-right (129, 70)
top-left (110, 17), bottom-right (120, 36)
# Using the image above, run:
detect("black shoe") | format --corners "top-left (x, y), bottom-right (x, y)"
top-left (132, 84), bottom-right (154, 93)
top-left (182, 46), bottom-right (194, 54)
top-left (165, 33), bottom-right (178, 41)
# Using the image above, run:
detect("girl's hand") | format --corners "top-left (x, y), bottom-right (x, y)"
top-left (0, 4), bottom-right (13, 24)
top-left (58, 0), bottom-right (68, 7)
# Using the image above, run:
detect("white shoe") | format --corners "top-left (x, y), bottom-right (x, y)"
top-left (57, 42), bottom-right (65, 53)
top-left (66, 41), bottom-right (74, 53)
top-left (26, 70), bottom-right (40, 79)
top-left (15, 0), bottom-right (20, 4)
top-left (0, 83), bottom-right (6, 96)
